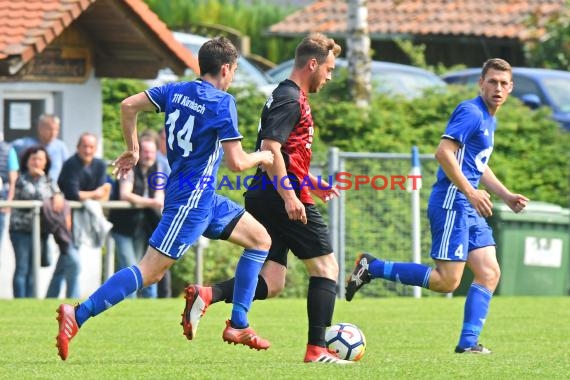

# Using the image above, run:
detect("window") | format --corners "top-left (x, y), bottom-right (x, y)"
top-left (1, 92), bottom-right (54, 142)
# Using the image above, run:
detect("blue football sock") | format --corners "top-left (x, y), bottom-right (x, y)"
top-left (75, 265), bottom-right (143, 327)
top-left (231, 249), bottom-right (267, 329)
top-left (458, 283), bottom-right (493, 349)
top-left (369, 259), bottom-right (432, 288)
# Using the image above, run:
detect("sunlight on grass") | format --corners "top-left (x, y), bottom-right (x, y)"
top-left (1, 297), bottom-right (569, 379)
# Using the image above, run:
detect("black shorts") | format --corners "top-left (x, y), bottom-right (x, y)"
top-left (245, 197), bottom-right (333, 266)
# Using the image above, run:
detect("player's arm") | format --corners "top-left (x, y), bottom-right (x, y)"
top-left (114, 92), bottom-right (156, 179)
top-left (261, 139), bottom-right (306, 224)
top-left (120, 92), bottom-right (155, 153)
top-left (221, 140), bottom-right (273, 172)
top-left (435, 138), bottom-right (493, 217)
top-left (480, 167), bottom-right (528, 214)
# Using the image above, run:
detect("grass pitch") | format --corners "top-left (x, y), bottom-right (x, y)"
top-left (1, 296), bottom-right (569, 379)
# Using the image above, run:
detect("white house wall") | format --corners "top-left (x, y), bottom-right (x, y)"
top-left (0, 72), bottom-right (103, 157)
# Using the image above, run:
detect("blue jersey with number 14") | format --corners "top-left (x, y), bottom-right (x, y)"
top-left (145, 79), bottom-right (243, 208)
top-left (429, 96), bottom-right (496, 211)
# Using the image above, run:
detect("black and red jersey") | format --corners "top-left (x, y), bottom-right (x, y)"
top-left (246, 79), bottom-right (315, 204)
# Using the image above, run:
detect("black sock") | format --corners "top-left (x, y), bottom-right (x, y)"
top-left (307, 276), bottom-right (337, 347)
top-left (211, 275), bottom-right (269, 304)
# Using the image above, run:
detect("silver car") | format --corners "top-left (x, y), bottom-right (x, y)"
top-left (266, 58), bottom-right (446, 99)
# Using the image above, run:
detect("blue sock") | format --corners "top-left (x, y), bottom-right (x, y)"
top-left (369, 259), bottom-right (432, 288)
top-left (231, 249), bottom-right (267, 329)
top-left (458, 283), bottom-right (493, 349)
top-left (75, 265), bottom-right (143, 327)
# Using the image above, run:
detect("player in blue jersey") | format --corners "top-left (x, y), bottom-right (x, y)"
top-left (55, 36), bottom-right (274, 360)
top-left (346, 58), bottom-right (529, 354)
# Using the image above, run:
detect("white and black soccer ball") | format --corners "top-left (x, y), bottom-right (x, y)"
top-left (325, 322), bottom-right (366, 361)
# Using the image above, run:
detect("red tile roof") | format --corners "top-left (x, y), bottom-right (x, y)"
top-left (0, 0), bottom-right (198, 77)
top-left (268, 0), bottom-right (565, 41)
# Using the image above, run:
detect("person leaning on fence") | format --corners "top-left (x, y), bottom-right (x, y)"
top-left (46, 133), bottom-right (111, 299)
top-left (54, 36), bottom-right (275, 361)
top-left (345, 58), bottom-right (529, 354)
top-left (108, 133), bottom-right (164, 298)
top-left (183, 33), bottom-right (350, 364)
top-left (57, 133), bottom-right (112, 246)
top-left (9, 146), bottom-right (69, 298)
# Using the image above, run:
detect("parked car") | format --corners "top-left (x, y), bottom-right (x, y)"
top-left (441, 67), bottom-right (570, 130)
top-left (150, 32), bottom-right (276, 95)
top-left (266, 58), bottom-right (447, 99)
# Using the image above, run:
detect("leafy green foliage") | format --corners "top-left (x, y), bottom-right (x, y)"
top-left (101, 78), bottom-right (163, 161)
top-left (143, 0), bottom-right (301, 63)
top-left (524, 3), bottom-right (570, 70)
top-left (311, 84), bottom-right (569, 207)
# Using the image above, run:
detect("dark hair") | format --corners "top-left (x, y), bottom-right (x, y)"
top-left (481, 58), bottom-right (512, 79)
top-left (20, 145), bottom-right (51, 177)
top-left (198, 36), bottom-right (239, 77)
top-left (294, 32), bottom-right (342, 68)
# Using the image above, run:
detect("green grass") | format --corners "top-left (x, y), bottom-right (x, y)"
top-left (1, 297), bottom-right (569, 379)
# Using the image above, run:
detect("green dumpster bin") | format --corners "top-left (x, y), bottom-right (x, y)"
top-left (455, 202), bottom-right (570, 296)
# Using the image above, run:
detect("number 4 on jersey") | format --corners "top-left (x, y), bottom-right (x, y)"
top-left (166, 109), bottom-right (195, 157)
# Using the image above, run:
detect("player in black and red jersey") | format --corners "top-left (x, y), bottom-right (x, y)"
top-left (182, 33), bottom-right (348, 364)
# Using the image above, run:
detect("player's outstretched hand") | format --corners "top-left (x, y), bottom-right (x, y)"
top-left (312, 184), bottom-right (341, 203)
top-left (112, 150), bottom-right (139, 179)
top-left (504, 193), bottom-right (529, 214)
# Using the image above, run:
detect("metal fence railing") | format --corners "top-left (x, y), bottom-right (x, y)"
top-left (0, 200), bottom-right (143, 298)
top-left (326, 147), bottom-right (439, 299)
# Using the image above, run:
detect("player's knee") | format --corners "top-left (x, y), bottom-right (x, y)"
top-left (258, 233), bottom-right (272, 251)
top-left (308, 255), bottom-right (338, 280)
top-left (250, 229), bottom-right (271, 251)
top-left (474, 265), bottom-right (501, 289)
top-left (266, 277), bottom-right (285, 297)
top-left (430, 273), bottom-right (462, 293)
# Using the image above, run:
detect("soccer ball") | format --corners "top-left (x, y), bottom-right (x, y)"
top-left (325, 322), bottom-right (366, 361)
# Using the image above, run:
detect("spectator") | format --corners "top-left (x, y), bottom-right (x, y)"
top-left (0, 135), bottom-right (19, 250)
top-left (108, 135), bottom-right (164, 298)
top-left (12, 114), bottom-right (69, 180)
top-left (47, 133), bottom-right (109, 298)
top-left (10, 146), bottom-right (66, 298)
top-left (57, 133), bottom-right (110, 202)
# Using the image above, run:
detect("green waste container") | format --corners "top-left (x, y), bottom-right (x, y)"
top-left (455, 202), bottom-right (570, 296)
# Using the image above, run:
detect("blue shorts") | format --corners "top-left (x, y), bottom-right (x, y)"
top-left (428, 205), bottom-right (495, 262)
top-left (149, 193), bottom-right (245, 259)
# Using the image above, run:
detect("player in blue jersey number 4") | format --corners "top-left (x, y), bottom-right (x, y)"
top-left (55, 37), bottom-right (274, 360)
top-left (346, 58), bottom-right (529, 354)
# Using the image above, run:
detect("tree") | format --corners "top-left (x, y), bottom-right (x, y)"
top-left (346, 0), bottom-right (371, 108)
top-left (524, 3), bottom-right (570, 70)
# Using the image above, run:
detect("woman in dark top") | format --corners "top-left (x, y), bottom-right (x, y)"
top-left (10, 146), bottom-right (66, 298)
